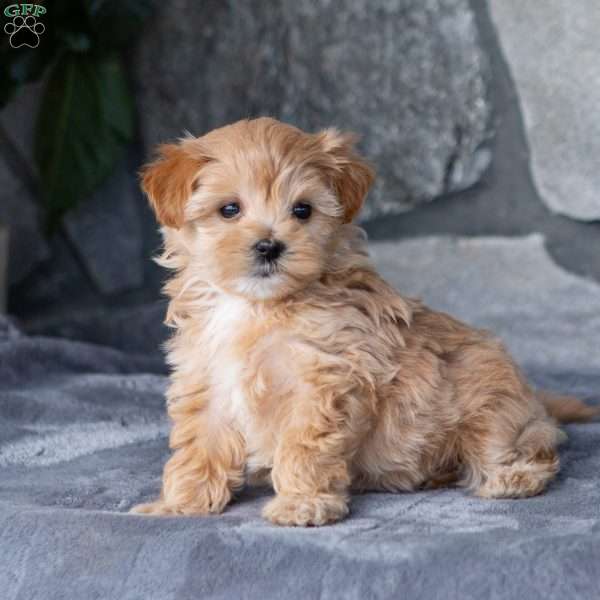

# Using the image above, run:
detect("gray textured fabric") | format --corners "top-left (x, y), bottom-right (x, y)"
top-left (1, 236), bottom-right (599, 599)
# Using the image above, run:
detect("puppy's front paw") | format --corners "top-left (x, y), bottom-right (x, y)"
top-left (130, 484), bottom-right (232, 516)
top-left (263, 493), bottom-right (348, 527)
top-left (130, 500), bottom-right (177, 516)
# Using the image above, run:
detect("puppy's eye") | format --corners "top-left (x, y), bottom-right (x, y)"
top-left (219, 202), bottom-right (241, 219)
top-left (292, 202), bottom-right (312, 221)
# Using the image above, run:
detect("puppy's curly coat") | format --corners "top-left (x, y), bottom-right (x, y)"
top-left (132, 118), bottom-right (597, 526)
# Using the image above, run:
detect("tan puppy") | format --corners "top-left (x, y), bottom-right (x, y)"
top-left (132, 117), bottom-right (597, 526)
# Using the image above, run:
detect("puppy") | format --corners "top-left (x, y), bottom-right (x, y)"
top-left (132, 117), bottom-right (597, 526)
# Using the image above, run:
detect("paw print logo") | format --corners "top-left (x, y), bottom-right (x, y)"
top-left (4, 15), bottom-right (45, 48)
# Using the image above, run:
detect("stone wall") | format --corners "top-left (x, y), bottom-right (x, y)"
top-left (135, 0), bottom-right (493, 219)
top-left (2, 0), bottom-right (599, 349)
top-left (490, 0), bottom-right (600, 222)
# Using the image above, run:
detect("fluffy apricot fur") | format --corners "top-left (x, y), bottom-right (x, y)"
top-left (131, 118), bottom-right (597, 526)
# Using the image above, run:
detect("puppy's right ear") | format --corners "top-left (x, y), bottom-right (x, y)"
top-left (316, 129), bottom-right (375, 224)
top-left (141, 142), bottom-right (205, 229)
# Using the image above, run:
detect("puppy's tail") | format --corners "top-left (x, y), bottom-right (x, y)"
top-left (538, 391), bottom-right (600, 424)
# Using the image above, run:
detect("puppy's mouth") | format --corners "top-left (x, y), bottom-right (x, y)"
top-left (255, 262), bottom-right (280, 278)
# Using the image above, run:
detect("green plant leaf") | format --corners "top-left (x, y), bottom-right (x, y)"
top-left (0, 34), bottom-right (58, 108)
top-left (34, 52), bottom-right (134, 229)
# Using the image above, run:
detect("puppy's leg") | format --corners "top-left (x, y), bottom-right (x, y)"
top-left (131, 388), bottom-right (245, 516)
top-left (473, 416), bottom-right (561, 499)
top-left (460, 395), bottom-right (561, 499)
top-left (450, 341), bottom-right (562, 499)
top-left (263, 425), bottom-right (351, 526)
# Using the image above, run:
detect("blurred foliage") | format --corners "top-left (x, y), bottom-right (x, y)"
top-left (0, 0), bottom-right (157, 229)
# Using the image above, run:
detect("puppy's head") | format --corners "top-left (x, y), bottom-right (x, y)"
top-left (142, 117), bottom-right (374, 300)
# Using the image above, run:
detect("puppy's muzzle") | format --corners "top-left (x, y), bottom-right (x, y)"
top-left (254, 238), bottom-right (286, 263)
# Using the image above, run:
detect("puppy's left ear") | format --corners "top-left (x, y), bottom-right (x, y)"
top-left (318, 129), bottom-right (375, 223)
top-left (141, 140), bottom-right (207, 229)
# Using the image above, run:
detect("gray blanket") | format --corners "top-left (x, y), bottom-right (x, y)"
top-left (1, 235), bottom-right (599, 600)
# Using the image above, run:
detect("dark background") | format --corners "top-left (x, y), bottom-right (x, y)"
top-left (1, 0), bottom-right (599, 356)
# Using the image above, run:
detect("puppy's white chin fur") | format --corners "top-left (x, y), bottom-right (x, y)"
top-left (233, 274), bottom-right (288, 300)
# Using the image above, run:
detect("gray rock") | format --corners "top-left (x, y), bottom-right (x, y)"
top-left (135, 0), bottom-right (492, 219)
top-left (0, 81), bottom-right (42, 174)
top-left (0, 224), bottom-right (7, 311)
top-left (8, 234), bottom-right (95, 319)
top-left (364, 0), bottom-right (600, 286)
top-left (0, 313), bottom-right (22, 340)
top-left (64, 161), bottom-right (144, 295)
top-left (0, 81), bottom-right (49, 286)
top-left (489, 0), bottom-right (600, 221)
top-left (370, 234), bottom-right (600, 374)
top-left (25, 301), bottom-right (168, 358)
top-left (0, 157), bottom-right (49, 285)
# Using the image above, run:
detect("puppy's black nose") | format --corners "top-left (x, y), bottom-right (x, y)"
top-left (254, 238), bottom-right (285, 262)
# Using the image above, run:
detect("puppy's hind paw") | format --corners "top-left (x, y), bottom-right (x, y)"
top-left (263, 493), bottom-right (348, 527)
